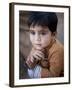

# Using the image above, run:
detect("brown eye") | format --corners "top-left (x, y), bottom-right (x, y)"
top-left (30, 31), bottom-right (35, 35)
top-left (41, 32), bottom-right (47, 35)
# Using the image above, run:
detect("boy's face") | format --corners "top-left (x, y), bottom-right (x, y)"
top-left (30, 25), bottom-right (54, 50)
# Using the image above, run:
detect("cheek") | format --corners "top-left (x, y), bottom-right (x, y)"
top-left (30, 34), bottom-right (34, 43)
top-left (41, 35), bottom-right (52, 44)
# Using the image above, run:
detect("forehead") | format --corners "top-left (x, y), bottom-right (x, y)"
top-left (30, 25), bottom-right (49, 32)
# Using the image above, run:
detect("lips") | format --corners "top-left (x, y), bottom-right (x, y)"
top-left (35, 44), bottom-right (41, 46)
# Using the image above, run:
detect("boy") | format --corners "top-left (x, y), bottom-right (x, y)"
top-left (26, 12), bottom-right (64, 78)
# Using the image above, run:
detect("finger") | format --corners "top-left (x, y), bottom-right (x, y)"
top-left (36, 50), bottom-right (44, 57)
top-left (26, 57), bottom-right (33, 65)
top-left (31, 50), bottom-right (44, 58)
top-left (34, 52), bottom-right (44, 60)
top-left (26, 60), bottom-right (30, 67)
top-left (30, 56), bottom-right (34, 63)
top-left (33, 55), bottom-right (42, 60)
top-left (27, 60), bottom-right (33, 68)
top-left (32, 50), bottom-right (43, 54)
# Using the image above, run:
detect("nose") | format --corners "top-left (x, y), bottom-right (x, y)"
top-left (35, 33), bottom-right (41, 41)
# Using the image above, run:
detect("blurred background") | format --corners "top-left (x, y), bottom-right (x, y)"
top-left (19, 11), bottom-right (64, 79)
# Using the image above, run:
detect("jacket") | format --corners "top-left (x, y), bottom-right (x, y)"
top-left (27, 39), bottom-right (64, 78)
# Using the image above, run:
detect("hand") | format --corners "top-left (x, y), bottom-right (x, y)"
top-left (40, 60), bottom-right (49, 68)
top-left (30, 49), bottom-right (45, 62)
top-left (26, 56), bottom-right (37, 68)
top-left (26, 49), bottom-right (44, 68)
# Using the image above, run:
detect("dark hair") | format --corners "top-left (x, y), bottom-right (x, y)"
top-left (28, 11), bottom-right (58, 33)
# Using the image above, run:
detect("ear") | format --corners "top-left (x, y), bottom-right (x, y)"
top-left (52, 32), bottom-right (57, 36)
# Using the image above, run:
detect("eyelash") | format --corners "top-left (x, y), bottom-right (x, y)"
top-left (30, 31), bottom-right (35, 35)
top-left (41, 32), bottom-right (47, 35)
top-left (30, 31), bottom-right (47, 35)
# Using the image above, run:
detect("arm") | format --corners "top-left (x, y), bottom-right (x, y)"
top-left (26, 48), bottom-right (44, 68)
top-left (41, 49), bottom-right (64, 78)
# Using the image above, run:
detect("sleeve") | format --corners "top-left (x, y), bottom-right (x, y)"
top-left (41, 49), bottom-right (64, 78)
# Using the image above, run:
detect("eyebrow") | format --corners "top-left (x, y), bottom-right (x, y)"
top-left (29, 29), bottom-right (48, 32)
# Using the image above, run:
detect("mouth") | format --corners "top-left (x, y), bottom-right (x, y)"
top-left (35, 44), bottom-right (41, 46)
top-left (34, 44), bottom-right (43, 50)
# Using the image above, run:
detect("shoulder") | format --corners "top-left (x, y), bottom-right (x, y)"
top-left (50, 39), bottom-right (63, 52)
top-left (48, 39), bottom-right (64, 58)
